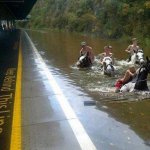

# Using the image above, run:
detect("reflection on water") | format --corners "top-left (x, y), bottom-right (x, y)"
top-left (27, 29), bottom-right (150, 143)
top-left (97, 101), bottom-right (150, 145)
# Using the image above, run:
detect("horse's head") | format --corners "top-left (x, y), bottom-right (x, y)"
top-left (130, 49), bottom-right (144, 65)
top-left (134, 56), bottom-right (150, 91)
top-left (103, 56), bottom-right (114, 75)
top-left (77, 52), bottom-right (91, 68)
top-left (79, 54), bottom-right (87, 63)
top-left (136, 49), bottom-right (145, 65)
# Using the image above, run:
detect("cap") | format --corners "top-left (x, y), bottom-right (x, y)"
top-left (81, 41), bottom-right (87, 46)
top-left (132, 38), bottom-right (137, 42)
top-left (104, 46), bottom-right (108, 49)
top-left (108, 45), bottom-right (112, 49)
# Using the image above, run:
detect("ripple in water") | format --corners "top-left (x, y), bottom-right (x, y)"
top-left (71, 58), bottom-right (150, 101)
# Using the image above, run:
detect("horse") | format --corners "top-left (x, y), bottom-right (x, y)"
top-left (76, 52), bottom-right (92, 68)
top-left (120, 57), bottom-right (150, 92)
top-left (129, 49), bottom-right (145, 65)
top-left (102, 56), bottom-right (115, 76)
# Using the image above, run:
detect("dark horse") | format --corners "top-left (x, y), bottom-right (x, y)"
top-left (134, 56), bottom-right (150, 91)
top-left (120, 57), bottom-right (150, 92)
top-left (76, 52), bottom-right (92, 68)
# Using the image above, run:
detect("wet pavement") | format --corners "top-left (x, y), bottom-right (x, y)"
top-left (0, 29), bottom-right (149, 150)
top-left (27, 29), bottom-right (150, 145)
top-left (21, 31), bottom-right (150, 150)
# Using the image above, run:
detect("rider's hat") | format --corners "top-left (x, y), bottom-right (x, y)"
top-left (81, 41), bottom-right (87, 46)
top-left (108, 45), bottom-right (112, 49)
top-left (132, 38), bottom-right (137, 42)
top-left (104, 46), bottom-right (108, 49)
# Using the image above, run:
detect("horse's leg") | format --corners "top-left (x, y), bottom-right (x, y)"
top-left (127, 55), bottom-right (131, 62)
top-left (103, 62), bottom-right (106, 70)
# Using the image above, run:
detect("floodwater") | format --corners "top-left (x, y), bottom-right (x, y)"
top-left (27, 29), bottom-right (150, 146)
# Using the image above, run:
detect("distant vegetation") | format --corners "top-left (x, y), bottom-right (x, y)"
top-left (21, 0), bottom-right (150, 44)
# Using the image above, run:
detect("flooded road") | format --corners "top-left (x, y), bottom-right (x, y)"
top-left (27, 29), bottom-right (150, 147)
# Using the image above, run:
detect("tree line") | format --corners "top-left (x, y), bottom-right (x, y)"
top-left (21, 0), bottom-right (150, 45)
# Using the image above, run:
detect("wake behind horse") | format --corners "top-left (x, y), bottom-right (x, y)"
top-left (120, 57), bottom-right (150, 92)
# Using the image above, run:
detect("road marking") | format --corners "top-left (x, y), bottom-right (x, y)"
top-left (25, 32), bottom-right (97, 150)
top-left (10, 38), bottom-right (22, 150)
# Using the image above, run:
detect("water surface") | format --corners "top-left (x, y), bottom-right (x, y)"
top-left (27, 29), bottom-right (150, 144)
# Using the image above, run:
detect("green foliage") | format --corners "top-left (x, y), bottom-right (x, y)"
top-left (66, 13), bottom-right (79, 31)
top-left (24, 0), bottom-right (149, 41)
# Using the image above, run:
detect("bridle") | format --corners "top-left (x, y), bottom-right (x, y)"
top-left (135, 49), bottom-right (144, 63)
top-left (103, 57), bottom-right (112, 65)
top-left (136, 61), bottom-right (150, 83)
top-left (103, 57), bottom-right (114, 72)
top-left (78, 52), bottom-right (91, 67)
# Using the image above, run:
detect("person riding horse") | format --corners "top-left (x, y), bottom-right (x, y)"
top-left (115, 57), bottom-right (150, 92)
top-left (80, 41), bottom-right (94, 64)
top-left (77, 41), bottom-right (94, 68)
top-left (125, 38), bottom-right (140, 62)
top-left (99, 45), bottom-right (114, 64)
top-left (115, 65), bottom-right (137, 92)
top-left (99, 45), bottom-right (115, 75)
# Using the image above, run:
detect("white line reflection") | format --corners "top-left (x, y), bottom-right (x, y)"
top-left (25, 32), bottom-right (97, 150)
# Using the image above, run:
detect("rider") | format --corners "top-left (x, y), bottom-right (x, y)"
top-left (115, 65), bottom-right (137, 92)
top-left (125, 38), bottom-right (140, 62)
top-left (80, 41), bottom-right (94, 63)
top-left (99, 45), bottom-right (114, 66)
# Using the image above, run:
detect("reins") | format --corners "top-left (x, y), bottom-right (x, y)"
top-left (136, 78), bottom-right (148, 82)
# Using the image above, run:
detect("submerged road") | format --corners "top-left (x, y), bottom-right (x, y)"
top-left (0, 29), bottom-right (149, 150)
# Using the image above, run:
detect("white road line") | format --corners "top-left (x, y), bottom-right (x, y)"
top-left (25, 32), bottom-right (97, 150)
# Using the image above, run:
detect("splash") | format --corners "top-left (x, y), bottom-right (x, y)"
top-left (71, 57), bottom-right (150, 101)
